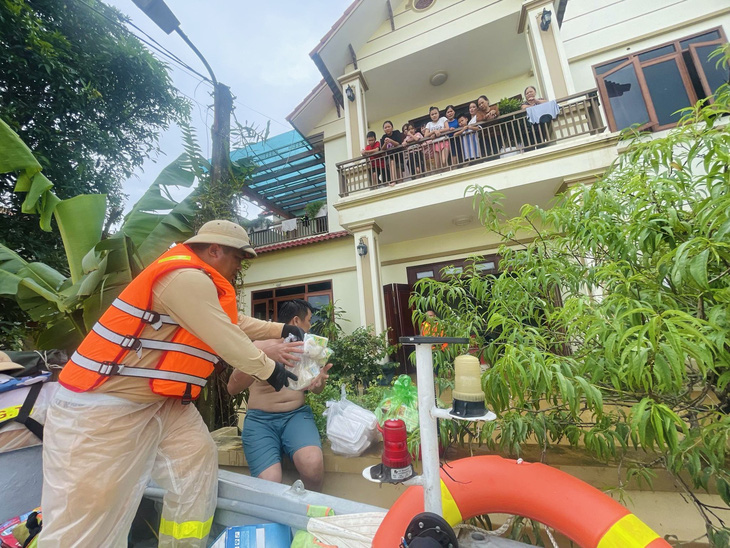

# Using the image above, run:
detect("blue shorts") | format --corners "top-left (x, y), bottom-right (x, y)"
top-left (242, 405), bottom-right (322, 477)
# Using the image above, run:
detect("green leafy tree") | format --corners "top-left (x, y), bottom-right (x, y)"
top-left (0, 0), bottom-right (186, 270)
top-left (411, 47), bottom-right (730, 544)
top-left (0, 117), bottom-right (200, 350)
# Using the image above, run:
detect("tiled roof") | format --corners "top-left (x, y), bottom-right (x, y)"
top-left (254, 231), bottom-right (350, 254)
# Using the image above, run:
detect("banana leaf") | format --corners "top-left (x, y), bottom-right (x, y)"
top-left (55, 194), bottom-right (107, 284)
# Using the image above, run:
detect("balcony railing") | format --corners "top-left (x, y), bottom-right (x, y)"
top-left (337, 90), bottom-right (606, 197)
top-left (249, 216), bottom-right (329, 248)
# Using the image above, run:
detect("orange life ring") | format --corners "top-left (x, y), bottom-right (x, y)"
top-left (373, 455), bottom-right (670, 548)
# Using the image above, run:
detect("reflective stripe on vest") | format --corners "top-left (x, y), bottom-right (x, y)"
top-left (70, 352), bottom-right (207, 387)
top-left (59, 243), bottom-right (238, 400)
top-left (111, 298), bottom-right (177, 330)
top-left (91, 324), bottom-right (219, 363)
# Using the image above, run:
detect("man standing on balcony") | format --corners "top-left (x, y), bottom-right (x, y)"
top-left (228, 299), bottom-right (332, 491)
top-left (39, 220), bottom-right (300, 547)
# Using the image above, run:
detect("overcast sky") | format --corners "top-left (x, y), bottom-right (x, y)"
top-left (104, 0), bottom-right (351, 216)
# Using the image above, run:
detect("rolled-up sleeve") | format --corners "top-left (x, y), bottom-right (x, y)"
top-left (158, 270), bottom-right (277, 380)
top-left (238, 313), bottom-right (284, 340)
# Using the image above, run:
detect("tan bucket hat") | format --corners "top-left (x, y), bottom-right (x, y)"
top-left (184, 220), bottom-right (257, 257)
top-left (0, 351), bottom-right (24, 373)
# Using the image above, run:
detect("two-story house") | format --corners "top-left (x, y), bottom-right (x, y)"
top-left (241, 0), bottom-right (729, 363)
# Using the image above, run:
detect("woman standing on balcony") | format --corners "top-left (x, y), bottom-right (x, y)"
top-left (476, 95), bottom-right (500, 157)
top-left (424, 106), bottom-right (451, 170)
top-left (380, 120), bottom-right (405, 184)
top-left (444, 105), bottom-right (461, 164)
top-left (520, 86), bottom-right (547, 109)
top-left (521, 86), bottom-right (550, 149)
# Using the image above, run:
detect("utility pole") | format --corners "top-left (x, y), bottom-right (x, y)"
top-left (132, 0), bottom-right (236, 431)
top-left (131, 0), bottom-right (234, 219)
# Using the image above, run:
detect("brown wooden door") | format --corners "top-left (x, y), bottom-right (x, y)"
top-left (383, 283), bottom-right (417, 374)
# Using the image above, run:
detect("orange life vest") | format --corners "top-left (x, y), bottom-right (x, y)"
top-left (59, 244), bottom-right (238, 402)
top-left (420, 321), bottom-right (448, 351)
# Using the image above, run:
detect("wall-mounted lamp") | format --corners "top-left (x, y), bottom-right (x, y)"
top-left (356, 237), bottom-right (368, 257)
top-left (345, 85), bottom-right (356, 102)
top-left (540, 8), bottom-right (552, 31)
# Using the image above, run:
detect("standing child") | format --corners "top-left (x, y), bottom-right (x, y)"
top-left (362, 131), bottom-right (387, 187)
top-left (401, 123), bottom-right (424, 178)
top-left (454, 113), bottom-right (481, 162)
top-left (423, 106), bottom-right (450, 170)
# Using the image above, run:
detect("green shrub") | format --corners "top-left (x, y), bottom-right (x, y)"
top-left (497, 96), bottom-right (522, 115)
top-left (328, 326), bottom-right (396, 387)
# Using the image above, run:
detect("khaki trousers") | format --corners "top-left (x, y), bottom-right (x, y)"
top-left (39, 387), bottom-right (217, 547)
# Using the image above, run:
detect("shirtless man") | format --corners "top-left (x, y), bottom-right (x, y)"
top-left (228, 299), bottom-right (331, 491)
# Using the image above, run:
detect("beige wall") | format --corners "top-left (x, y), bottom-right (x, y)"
top-left (356, 0), bottom-right (522, 73)
top-left (380, 226), bottom-right (506, 285)
top-left (242, 237), bottom-right (362, 331)
top-left (322, 135), bottom-right (347, 232)
top-left (561, 0), bottom-right (730, 92)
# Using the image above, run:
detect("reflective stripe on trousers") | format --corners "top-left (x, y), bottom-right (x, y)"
top-left (159, 516), bottom-right (214, 541)
top-left (39, 387), bottom-right (217, 548)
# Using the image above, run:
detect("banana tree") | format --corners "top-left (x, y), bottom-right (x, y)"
top-left (0, 117), bottom-right (204, 350)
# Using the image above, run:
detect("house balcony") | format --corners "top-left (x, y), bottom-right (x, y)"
top-left (337, 90), bottom-right (605, 197)
top-left (248, 216), bottom-right (329, 248)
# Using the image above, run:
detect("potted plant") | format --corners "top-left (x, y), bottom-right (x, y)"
top-left (304, 200), bottom-right (325, 220)
top-left (497, 96), bottom-right (523, 116)
top-left (302, 200), bottom-right (325, 228)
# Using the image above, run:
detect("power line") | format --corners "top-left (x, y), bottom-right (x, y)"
top-left (70, 0), bottom-right (292, 154)
top-left (67, 0), bottom-right (212, 84)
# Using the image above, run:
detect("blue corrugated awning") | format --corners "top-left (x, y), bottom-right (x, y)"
top-left (231, 130), bottom-right (325, 218)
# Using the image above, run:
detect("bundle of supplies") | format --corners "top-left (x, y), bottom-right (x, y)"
top-left (324, 386), bottom-right (379, 457)
top-left (374, 375), bottom-right (419, 432)
top-left (287, 334), bottom-right (333, 391)
top-left (0, 508), bottom-right (41, 548)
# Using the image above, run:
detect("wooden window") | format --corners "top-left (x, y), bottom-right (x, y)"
top-left (251, 281), bottom-right (333, 322)
top-left (406, 255), bottom-right (500, 286)
top-left (593, 28), bottom-right (727, 132)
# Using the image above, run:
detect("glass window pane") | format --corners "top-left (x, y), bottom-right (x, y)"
top-left (595, 58), bottom-right (628, 75)
top-left (694, 44), bottom-right (730, 95)
top-left (276, 285), bottom-right (305, 297)
top-left (308, 294), bottom-right (332, 327)
top-left (680, 31), bottom-right (721, 50)
top-left (416, 270), bottom-right (434, 279)
top-left (643, 59), bottom-right (692, 126)
top-left (638, 44), bottom-right (676, 63)
top-left (307, 281), bottom-right (332, 292)
top-left (253, 302), bottom-right (267, 321)
top-left (603, 63), bottom-right (650, 130)
top-left (475, 262), bottom-right (496, 272)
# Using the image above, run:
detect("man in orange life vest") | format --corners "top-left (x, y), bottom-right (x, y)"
top-left (39, 220), bottom-right (301, 547)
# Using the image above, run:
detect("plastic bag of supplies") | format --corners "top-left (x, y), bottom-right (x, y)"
top-left (374, 375), bottom-right (419, 432)
top-left (324, 386), bottom-right (378, 457)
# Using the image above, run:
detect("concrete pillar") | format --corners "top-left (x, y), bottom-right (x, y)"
top-left (520, 0), bottom-right (575, 99)
top-left (337, 70), bottom-right (369, 159)
top-left (350, 221), bottom-right (385, 333)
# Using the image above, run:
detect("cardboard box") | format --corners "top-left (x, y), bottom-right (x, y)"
top-left (212, 426), bottom-right (248, 467)
top-left (210, 523), bottom-right (292, 548)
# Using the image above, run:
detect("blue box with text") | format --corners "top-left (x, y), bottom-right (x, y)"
top-left (210, 523), bottom-right (292, 548)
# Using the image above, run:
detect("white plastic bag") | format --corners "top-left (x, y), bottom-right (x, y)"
top-left (324, 386), bottom-right (379, 457)
top-left (288, 334), bottom-right (333, 391)
top-left (307, 512), bottom-right (386, 548)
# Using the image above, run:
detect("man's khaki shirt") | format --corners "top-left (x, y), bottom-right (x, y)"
top-left (95, 268), bottom-right (283, 403)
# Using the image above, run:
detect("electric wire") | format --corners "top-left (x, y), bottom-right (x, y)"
top-left (71, 0), bottom-right (291, 136)
top-left (67, 0), bottom-right (212, 84)
top-left (69, 0), bottom-right (315, 213)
